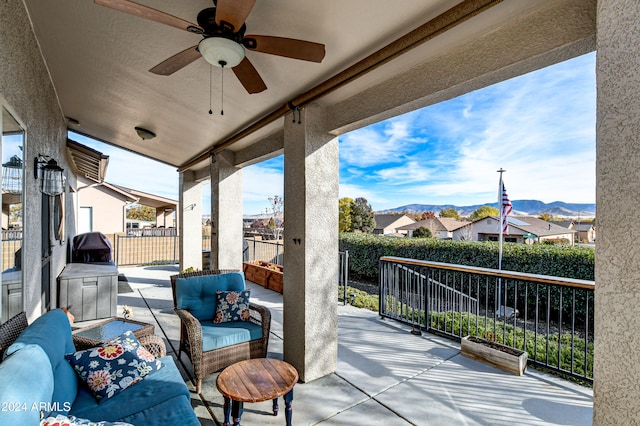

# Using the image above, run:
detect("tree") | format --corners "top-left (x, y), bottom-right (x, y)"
top-left (469, 205), bottom-right (499, 221)
top-left (439, 208), bottom-right (460, 220)
top-left (263, 195), bottom-right (284, 239)
top-left (350, 197), bottom-right (375, 233)
top-left (538, 212), bottom-right (553, 221)
top-left (339, 197), bottom-right (353, 232)
top-left (413, 227), bottom-right (432, 238)
top-left (126, 205), bottom-right (156, 222)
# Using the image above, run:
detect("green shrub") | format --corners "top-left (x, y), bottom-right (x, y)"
top-left (338, 286), bottom-right (379, 311)
top-left (339, 233), bottom-right (594, 281)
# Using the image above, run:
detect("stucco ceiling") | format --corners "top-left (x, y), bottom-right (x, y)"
top-left (22, 0), bottom-right (595, 173)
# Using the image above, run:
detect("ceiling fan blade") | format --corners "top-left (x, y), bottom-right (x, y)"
top-left (232, 57), bottom-right (267, 94)
top-left (94, 0), bottom-right (202, 33)
top-left (215, 0), bottom-right (256, 32)
top-left (149, 46), bottom-right (201, 75)
top-left (243, 35), bottom-right (325, 63)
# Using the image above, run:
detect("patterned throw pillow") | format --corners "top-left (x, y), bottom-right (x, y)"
top-left (40, 414), bottom-right (133, 426)
top-left (214, 290), bottom-right (251, 323)
top-left (65, 331), bottom-right (163, 402)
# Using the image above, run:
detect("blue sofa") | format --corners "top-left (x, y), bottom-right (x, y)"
top-left (0, 309), bottom-right (200, 425)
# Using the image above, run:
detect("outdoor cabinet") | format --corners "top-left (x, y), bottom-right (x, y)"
top-left (1, 270), bottom-right (22, 323)
top-left (57, 263), bottom-right (118, 321)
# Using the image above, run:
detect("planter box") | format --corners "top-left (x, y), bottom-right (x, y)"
top-left (461, 336), bottom-right (527, 376)
top-left (243, 262), bottom-right (269, 286)
top-left (267, 267), bottom-right (283, 294)
top-left (243, 261), bottom-right (283, 293)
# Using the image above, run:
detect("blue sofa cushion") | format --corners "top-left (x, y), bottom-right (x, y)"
top-left (69, 355), bottom-right (190, 422)
top-left (6, 309), bottom-right (77, 412)
top-left (175, 272), bottom-right (245, 321)
top-left (65, 331), bottom-right (164, 402)
top-left (0, 344), bottom-right (55, 424)
top-left (201, 320), bottom-right (263, 351)
top-left (119, 394), bottom-right (201, 426)
top-left (214, 290), bottom-right (251, 323)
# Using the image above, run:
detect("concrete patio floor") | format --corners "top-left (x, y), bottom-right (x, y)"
top-left (109, 265), bottom-right (593, 425)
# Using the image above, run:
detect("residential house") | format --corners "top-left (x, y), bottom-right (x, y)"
top-left (472, 216), bottom-right (575, 245)
top-left (76, 176), bottom-right (177, 236)
top-left (396, 217), bottom-right (471, 240)
top-left (555, 220), bottom-right (596, 243)
top-left (69, 139), bottom-right (178, 236)
top-left (373, 214), bottom-right (416, 236)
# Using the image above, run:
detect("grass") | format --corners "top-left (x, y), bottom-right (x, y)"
top-left (338, 286), bottom-right (379, 311)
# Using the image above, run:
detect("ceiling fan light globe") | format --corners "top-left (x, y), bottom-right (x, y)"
top-left (199, 37), bottom-right (245, 68)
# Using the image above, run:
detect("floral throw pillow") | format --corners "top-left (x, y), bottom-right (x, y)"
top-left (214, 290), bottom-right (251, 323)
top-left (65, 331), bottom-right (163, 402)
top-left (40, 414), bottom-right (133, 426)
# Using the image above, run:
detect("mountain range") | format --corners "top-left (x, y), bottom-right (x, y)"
top-left (379, 200), bottom-right (596, 218)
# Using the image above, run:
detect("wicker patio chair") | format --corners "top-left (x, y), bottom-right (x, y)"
top-left (0, 311), bottom-right (28, 361)
top-left (170, 270), bottom-right (271, 393)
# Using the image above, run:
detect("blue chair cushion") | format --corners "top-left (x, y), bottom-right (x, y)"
top-left (175, 272), bottom-right (245, 321)
top-left (0, 344), bottom-right (55, 424)
top-left (69, 355), bottom-right (190, 422)
top-left (200, 320), bottom-right (263, 351)
top-left (6, 309), bottom-right (77, 413)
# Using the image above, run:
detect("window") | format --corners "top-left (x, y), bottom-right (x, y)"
top-left (79, 206), bottom-right (93, 234)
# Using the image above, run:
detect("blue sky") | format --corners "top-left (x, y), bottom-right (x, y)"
top-left (71, 52), bottom-right (595, 215)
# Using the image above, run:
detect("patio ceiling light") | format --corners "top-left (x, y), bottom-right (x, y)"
top-left (34, 155), bottom-right (65, 196)
top-left (134, 127), bottom-right (156, 141)
top-left (198, 37), bottom-right (245, 69)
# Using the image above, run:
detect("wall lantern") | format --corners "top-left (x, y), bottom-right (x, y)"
top-left (2, 155), bottom-right (23, 194)
top-left (34, 155), bottom-right (65, 196)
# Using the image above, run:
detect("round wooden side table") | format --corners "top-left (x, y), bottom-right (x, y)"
top-left (216, 358), bottom-right (299, 426)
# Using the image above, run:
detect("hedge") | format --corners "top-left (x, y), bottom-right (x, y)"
top-left (339, 233), bottom-right (595, 281)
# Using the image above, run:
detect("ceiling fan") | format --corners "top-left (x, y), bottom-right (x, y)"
top-left (94, 0), bottom-right (326, 94)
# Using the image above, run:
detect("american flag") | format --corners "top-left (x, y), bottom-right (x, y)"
top-left (501, 182), bottom-right (513, 235)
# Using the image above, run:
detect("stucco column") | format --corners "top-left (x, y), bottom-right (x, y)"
top-left (594, 1), bottom-right (640, 424)
top-left (179, 171), bottom-right (202, 271)
top-left (283, 104), bottom-right (339, 382)
top-left (210, 150), bottom-right (243, 270)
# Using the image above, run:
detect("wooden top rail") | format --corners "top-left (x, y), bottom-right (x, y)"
top-left (380, 256), bottom-right (595, 290)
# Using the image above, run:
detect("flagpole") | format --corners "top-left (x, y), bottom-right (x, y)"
top-left (497, 168), bottom-right (505, 316)
top-left (497, 168), bottom-right (505, 271)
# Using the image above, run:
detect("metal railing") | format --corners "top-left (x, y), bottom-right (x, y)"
top-left (379, 256), bottom-right (595, 383)
top-left (338, 250), bottom-right (350, 304)
top-left (244, 237), bottom-right (284, 265)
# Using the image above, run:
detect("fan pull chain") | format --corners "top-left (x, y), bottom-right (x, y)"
top-left (208, 65), bottom-right (213, 115)
top-left (220, 62), bottom-right (225, 116)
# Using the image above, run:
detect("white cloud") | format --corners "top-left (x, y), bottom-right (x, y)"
top-left (373, 161), bottom-right (433, 183)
